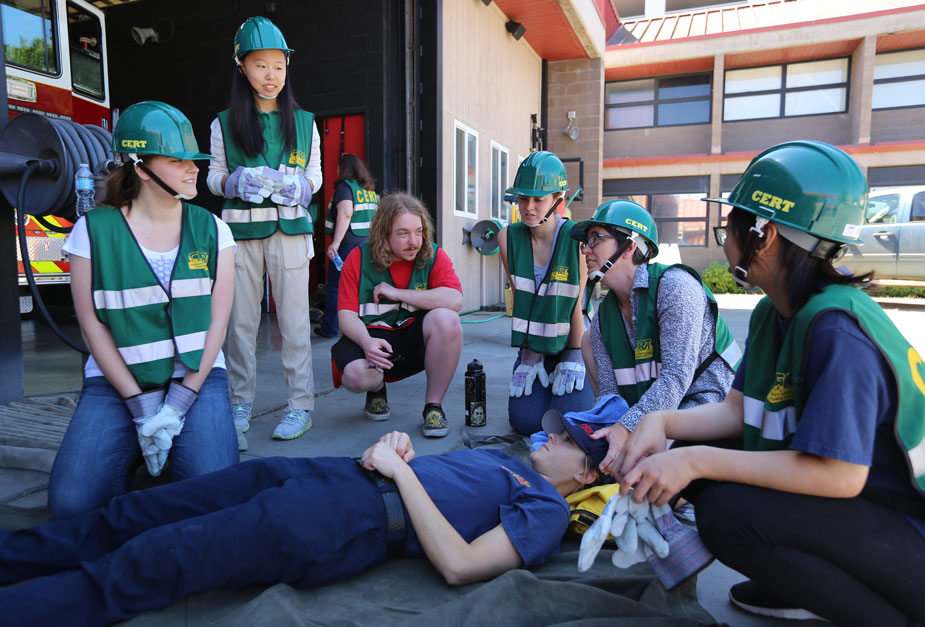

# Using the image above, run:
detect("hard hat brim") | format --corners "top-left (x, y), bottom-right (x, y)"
top-left (504, 185), bottom-right (567, 197)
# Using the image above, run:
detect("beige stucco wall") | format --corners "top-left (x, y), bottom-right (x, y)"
top-left (439, 1), bottom-right (542, 311)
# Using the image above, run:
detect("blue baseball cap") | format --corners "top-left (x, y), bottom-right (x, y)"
top-left (541, 409), bottom-right (609, 466)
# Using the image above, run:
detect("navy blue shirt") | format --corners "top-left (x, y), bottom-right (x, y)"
top-left (406, 449), bottom-right (569, 567)
top-left (733, 309), bottom-right (925, 538)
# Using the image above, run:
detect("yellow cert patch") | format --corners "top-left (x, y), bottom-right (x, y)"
top-left (501, 465), bottom-right (531, 487)
top-left (414, 282), bottom-right (428, 291)
top-left (909, 347), bottom-right (925, 397)
top-left (550, 266), bottom-right (569, 282)
top-left (120, 139), bottom-right (147, 149)
top-left (767, 372), bottom-right (794, 403)
top-left (188, 251), bottom-right (209, 270)
top-left (288, 149), bottom-right (307, 168)
top-left (634, 338), bottom-right (653, 360)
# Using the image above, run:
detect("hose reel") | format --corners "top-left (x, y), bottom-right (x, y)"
top-left (0, 112), bottom-right (116, 353)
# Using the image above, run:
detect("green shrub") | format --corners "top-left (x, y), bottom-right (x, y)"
top-left (701, 262), bottom-right (747, 294)
top-left (864, 285), bottom-right (925, 298)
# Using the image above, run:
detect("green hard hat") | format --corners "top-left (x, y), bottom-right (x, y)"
top-left (234, 16), bottom-right (293, 59)
top-left (571, 199), bottom-right (659, 258)
top-left (705, 140), bottom-right (867, 245)
top-left (506, 151), bottom-right (569, 197)
top-left (112, 101), bottom-right (213, 160)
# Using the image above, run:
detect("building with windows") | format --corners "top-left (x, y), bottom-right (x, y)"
top-left (597, 0), bottom-right (925, 269)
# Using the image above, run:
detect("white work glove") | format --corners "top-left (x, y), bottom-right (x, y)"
top-left (551, 349), bottom-right (586, 396)
top-left (510, 348), bottom-right (549, 398)
top-left (577, 492), bottom-right (672, 572)
top-left (133, 381), bottom-right (197, 477)
top-left (270, 172), bottom-right (312, 207)
top-left (223, 166), bottom-right (271, 204)
top-left (578, 490), bottom-right (619, 572)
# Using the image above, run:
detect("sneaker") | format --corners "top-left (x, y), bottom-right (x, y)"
top-left (364, 385), bottom-right (390, 421)
top-left (313, 328), bottom-right (336, 339)
top-left (729, 581), bottom-right (827, 621)
top-left (421, 403), bottom-right (448, 438)
top-left (232, 402), bottom-right (252, 433)
top-left (272, 409), bottom-right (313, 440)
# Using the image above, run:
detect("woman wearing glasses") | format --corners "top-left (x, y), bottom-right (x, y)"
top-left (497, 151), bottom-right (594, 435)
top-left (573, 200), bottom-right (739, 464)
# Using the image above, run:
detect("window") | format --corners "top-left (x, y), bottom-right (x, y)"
top-left (67, 1), bottom-right (103, 100)
top-left (873, 49), bottom-right (925, 110)
top-left (2, 0), bottom-right (58, 75)
top-left (605, 74), bottom-right (711, 130)
top-left (454, 121), bottom-right (477, 216)
top-left (490, 142), bottom-right (510, 223)
top-left (724, 58), bottom-right (848, 121)
top-left (864, 194), bottom-right (900, 224)
top-left (613, 193), bottom-right (708, 246)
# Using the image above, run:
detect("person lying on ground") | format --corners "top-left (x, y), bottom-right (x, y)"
top-left (0, 426), bottom-right (610, 626)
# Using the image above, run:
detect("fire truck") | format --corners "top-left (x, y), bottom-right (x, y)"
top-left (3, 0), bottom-right (110, 310)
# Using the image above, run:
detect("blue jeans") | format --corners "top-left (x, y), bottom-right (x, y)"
top-left (1, 457), bottom-right (388, 625)
top-left (48, 368), bottom-right (239, 520)
top-left (319, 232), bottom-right (365, 337)
top-left (508, 349), bottom-right (595, 435)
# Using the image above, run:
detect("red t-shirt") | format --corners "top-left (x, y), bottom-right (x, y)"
top-left (338, 246), bottom-right (462, 315)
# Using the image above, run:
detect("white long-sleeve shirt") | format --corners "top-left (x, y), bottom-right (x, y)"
top-left (206, 116), bottom-right (322, 198)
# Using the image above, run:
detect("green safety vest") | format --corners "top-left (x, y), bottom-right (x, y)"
top-left (86, 204), bottom-right (217, 388)
top-left (507, 220), bottom-right (581, 354)
top-left (357, 243), bottom-right (437, 329)
top-left (742, 285), bottom-right (925, 495)
top-left (324, 179), bottom-right (379, 237)
top-left (217, 108), bottom-right (315, 240)
top-left (599, 263), bottom-right (740, 406)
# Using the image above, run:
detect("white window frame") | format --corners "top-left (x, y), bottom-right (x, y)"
top-left (453, 120), bottom-right (479, 218)
top-left (490, 140), bottom-right (510, 224)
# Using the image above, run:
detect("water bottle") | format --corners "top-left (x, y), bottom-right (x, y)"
top-left (332, 252), bottom-right (344, 272)
top-left (465, 359), bottom-right (487, 427)
top-left (75, 163), bottom-right (95, 217)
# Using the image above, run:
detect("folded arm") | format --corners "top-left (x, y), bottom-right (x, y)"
top-left (362, 437), bottom-right (523, 585)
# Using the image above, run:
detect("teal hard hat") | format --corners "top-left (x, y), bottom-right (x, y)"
top-left (112, 101), bottom-right (212, 160)
top-left (571, 199), bottom-right (659, 258)
top-left (234, 16), bottom-right (293, 59)
top-left (506, 151), bottom-right (569, 197)
top-left (705, 140), bottom-right (868, 245)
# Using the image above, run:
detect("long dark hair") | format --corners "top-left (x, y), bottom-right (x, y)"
top-left (337, 153), bottom-right (375, 191)
top-left (227, 53), bottom-right (299, 159)
top-left (727, 208), bottom-right (872, 311)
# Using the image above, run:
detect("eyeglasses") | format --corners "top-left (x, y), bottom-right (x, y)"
top-left (713, 226), bottom-right (727, 246)
top-left (580, 232), bottom-right (618, 252)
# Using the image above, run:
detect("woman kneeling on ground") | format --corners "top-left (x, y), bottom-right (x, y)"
top-left (608, 140), bottom-right (925, 626)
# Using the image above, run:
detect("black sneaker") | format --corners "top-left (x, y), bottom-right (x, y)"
top-left (729, 581), bottom-right (827, 621)
top-left (364, 385), bottom-right (390, 421)
top-left (422, 403), bottom-right (448, 438)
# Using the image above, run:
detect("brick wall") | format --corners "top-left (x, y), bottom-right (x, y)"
top-left (546, 58), bottom-right (604, 221)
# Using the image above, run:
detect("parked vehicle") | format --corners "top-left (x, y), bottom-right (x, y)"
top-left (841, 186), bottom-right (925, 281)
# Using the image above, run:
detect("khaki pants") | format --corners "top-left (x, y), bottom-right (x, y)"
top-left (226, 230), bottom-right (314, 411)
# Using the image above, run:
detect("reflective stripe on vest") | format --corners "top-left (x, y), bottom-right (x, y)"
top-left (507, 220), bottom-right (581, 354)
top-left (218, 108), bottom-right (315, 240)
top-left (742, 287), bottom-right (925, 495)
top-left (357, 243), bottom-right (437, 328)
top-left (86, 204), bottom-right (217, 388)
top-left (325, 179), bottom-right (378, 237)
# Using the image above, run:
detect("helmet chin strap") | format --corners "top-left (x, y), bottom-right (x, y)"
top-left (525, 197), bottom-right (563, 228)
top-left (732, 216), bottom-right (770, 290)
top-left (582, 237), bottom-right (635, 317)
top-left (128, 153), bottom-right (193, 201)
